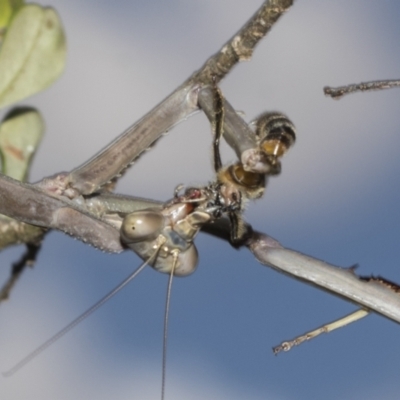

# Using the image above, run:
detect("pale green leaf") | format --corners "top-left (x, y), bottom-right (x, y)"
top-left (0, 4), bottom-right (66, 108)
top-left (0, 107), bottom-right (44, 181)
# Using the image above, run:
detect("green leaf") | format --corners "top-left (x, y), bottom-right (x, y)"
top-left (0, 107), bottom-right (44, 181)
top-left (0, 1), bottom-right (13, 31)
top-left (0, 0), bottom-right (24, 30)
top-left (0, 4), bottom-right (66, 108)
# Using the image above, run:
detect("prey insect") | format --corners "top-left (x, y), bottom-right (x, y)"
top-left (1, 83), bottom-right (295, 400)
top-left (121, 84), bottom-right (296, 272)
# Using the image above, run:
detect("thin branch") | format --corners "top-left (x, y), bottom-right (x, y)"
top-left (273, 309), bottom-right (370, 354)
top-left (194, 0), bottom-right (295, 84)
top-left (0, 242), bottom-right (43, 303)
top-left (324, 79), bottom-right (400, 99)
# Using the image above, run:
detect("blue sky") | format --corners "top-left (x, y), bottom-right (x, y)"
top-left (1, 1), bottom-right (400, 399)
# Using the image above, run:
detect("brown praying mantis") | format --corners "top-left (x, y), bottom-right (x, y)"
top-left (1, 77), bottom-right (296, 385)
top-left (2, 1), bottom-right (400, 399)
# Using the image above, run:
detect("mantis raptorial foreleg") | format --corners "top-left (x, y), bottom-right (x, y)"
top-left (0, 84), bottom-right (288, 252)
top-left (63, 84), bottom-right (281, 199)
top-left (67, 85), bottom-right (200, 196)
top-left (0, 76), bottom-right (298, 272)
top-left (0, 174), bottom-right (123, 252)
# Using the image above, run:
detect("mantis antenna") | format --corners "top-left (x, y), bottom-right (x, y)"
top-left (161, 250), bottom-right (178, 400)
top-left (3, 237), bottom-right (166, 378)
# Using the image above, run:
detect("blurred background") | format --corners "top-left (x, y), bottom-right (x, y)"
top-left (1, 1), bottom-right (400, 399)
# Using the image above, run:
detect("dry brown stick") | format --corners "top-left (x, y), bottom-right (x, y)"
top-left (324, 79), bottom-right (400, 99)
top-left (193, 0), bottom-right (295, 84)
top-left (0, 242), bottom-right (43, 303)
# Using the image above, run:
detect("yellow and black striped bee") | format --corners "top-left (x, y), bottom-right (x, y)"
top-left (210, 85), bottom-right (296, 243)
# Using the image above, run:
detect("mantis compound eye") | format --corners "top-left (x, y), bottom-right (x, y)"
top-left (121, 210), bottom-right (164, 244)
top-left (254, 112), bottom-right (296, 158)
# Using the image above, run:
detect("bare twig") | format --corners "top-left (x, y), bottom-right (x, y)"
top-left (324, 79), bottom-right (400, 99)
top-left (0, 242), bottom-right (43, 303)
top-left (272, 309), bottom-right (370, 354)
top-left (194, 0), bottom-right (295, 84)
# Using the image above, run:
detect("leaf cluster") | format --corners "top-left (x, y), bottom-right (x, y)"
top-left (0, 1), bottom-right (66, 179)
